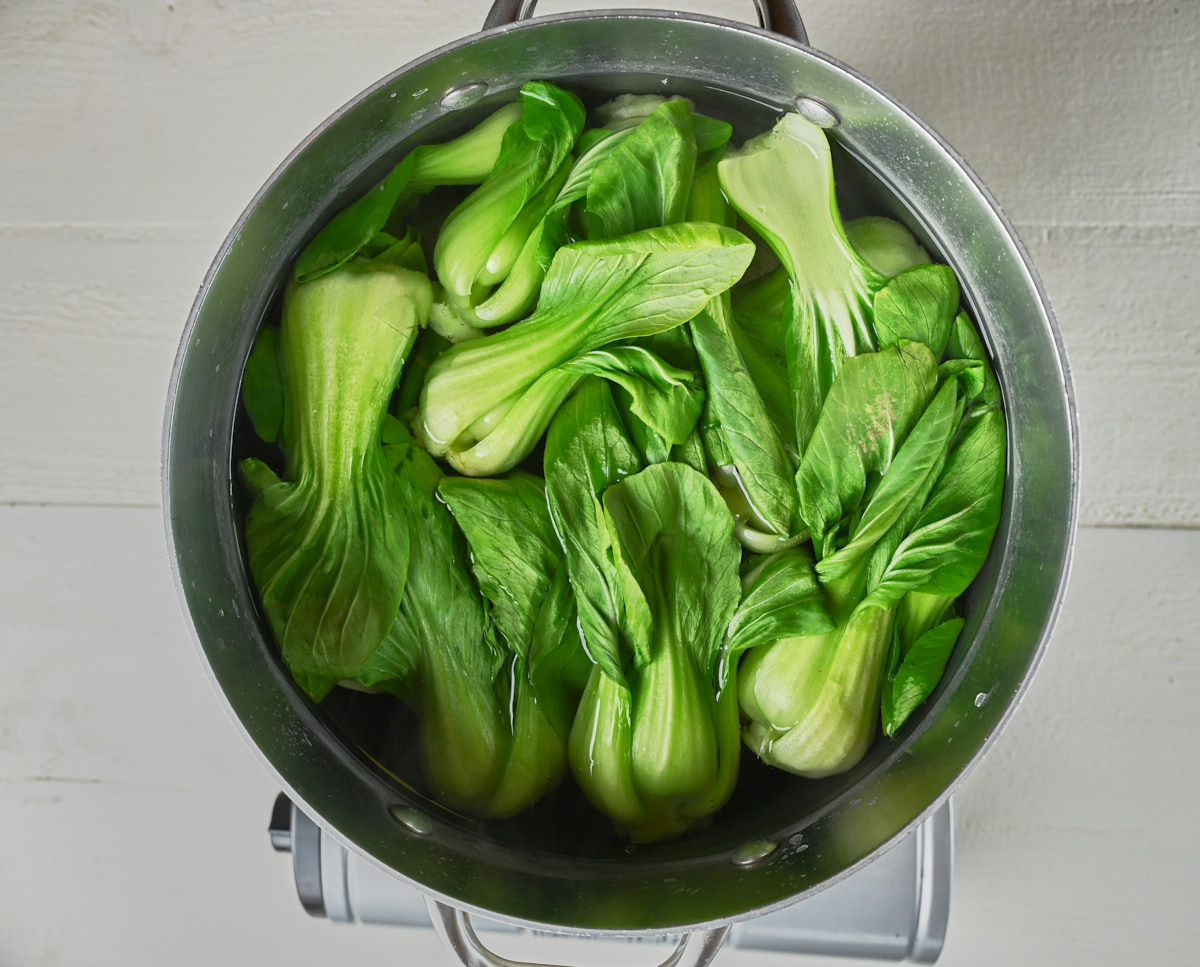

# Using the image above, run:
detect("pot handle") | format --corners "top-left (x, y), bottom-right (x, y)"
top-left (425, 897), bottom-right (731, 967)
top-left (482, 0), bottom-right (808, 45)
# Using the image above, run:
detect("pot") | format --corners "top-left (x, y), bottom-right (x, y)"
top-left (162, 0), bottom-right (1078, 962)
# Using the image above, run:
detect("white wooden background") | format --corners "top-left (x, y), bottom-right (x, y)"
top-left (1, 1), bottom-right (1197, 965)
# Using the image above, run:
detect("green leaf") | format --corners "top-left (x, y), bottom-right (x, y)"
top-left (796, 340), bottom-right (939, 556)
top-left (601, 462), bottom-right (741, 679)
top-left (544, 379), bottom-right (643, 685)
top-left (866, 405), bottom-right (1007, 608)
top-left (872, 264), bottom-right (960, 359)
top-left (586, 99), bottom-right (697, 239)
top-left (693, 114), bottom-right (734, 153)
top-left (690, 292), bottom-right (798, 536)
top-left (726, 548), bottom-right (836, 657)
top-left (437, 472), bottom-right (561, 655)
top-left (669, 424), bottom-right (708, 475)
top-left (729, 268), bottom-right (798, 460)
top-left (815, 377), bottom-right (961, 581)
top-left (563, 343), bottom-right (703, 446)
top-left (242, 326), bottom-right (284, 444)
top-left (294, 154), bottom-right (417, 283)
top-left (527, 558), bottom-right (590, 742)
top-left (554, 128), bottom-right (634, 214)
top-left (945, 310), bottom-right (1002, 414)
top-left (882, 617), bottom-right (965, 736)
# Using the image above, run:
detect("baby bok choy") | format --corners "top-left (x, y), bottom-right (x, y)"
top-left (352, 418), bottom-right (507, 812)
top-left (239, 246), bottom-right (433, 701)
top-left (234, 85), bottom-right (1010, 834)
top-left (437, 471), bottom-right (591, 819)
top-left (544, 381), bottom-right (743, 842)
top-left (738, 268), bottom-right (1006, 775)
top-left (417, 221), bottom-right (754, 476)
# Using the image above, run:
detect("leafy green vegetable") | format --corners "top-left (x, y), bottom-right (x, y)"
top-left (692, 292), bottom-right (799, 539)
top-left (585, 98), bottom-right (697, 238)
top-left (845, 216), bottom-right (930, 279)
top-left (569, 461), bottom-right (742, 841)
top-left (239, 88), bottom-right (1010, 829)
top-left (872, 264), bottom-right (960, 358)
top-left (438, 472), bottom-right (588, 817)
top-left (434, 82), bottom-right (585, 321)
top-left (418, 221), bottom-right (754, 475)
top-left (355, 418), bottom-right (506, 811)
top-left (293, 155), bottom-right (418, 284)
top-left (241, 257), bottom-right (433, 700)
top-left (738, 296), bottom-right (1005, 776)
top-left (726, 548), bottom-right (835, 656)
top-left (292, 102), bottom-right (522, 284)
top-left (241, 325), bottom-right (283, 444)
top-left (740, 604), bottom-right (894, 778)
top-left (881, 607), bottom-right (964, 736)
top-left (795, 340), bottom-right (939, 559)
top-left (577, 100), bottom-right (712, 465)
top-left (719, 111), bottom-right (888, 454)
top-left (561, 344), bottom-right (703, 446)
top-left (544, 378), bottom-right (643, 688)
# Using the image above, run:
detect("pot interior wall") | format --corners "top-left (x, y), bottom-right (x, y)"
top-left (166, 11), bottom-right (1075, 934)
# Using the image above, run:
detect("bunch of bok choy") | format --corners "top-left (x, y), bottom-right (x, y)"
top-left (237, 81), bottom-right (1006, 839)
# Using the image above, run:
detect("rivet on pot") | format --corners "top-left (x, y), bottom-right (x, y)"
top-left (732, 838), bottom-right (778, 867)
top-left (441, 81), bottom-right (489, 110)
top-left (388, 804), bottom-right (433, 836)
top-left (793, 95), bottom-right (840, 128)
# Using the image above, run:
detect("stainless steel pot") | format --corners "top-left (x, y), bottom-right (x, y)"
top-left (162, 0), bottom-right (1078, 962)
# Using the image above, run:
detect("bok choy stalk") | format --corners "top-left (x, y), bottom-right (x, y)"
top-left (718, 111), bottom-right (890, 455)
top-left (239, 249), bottom-right (433, 701)
top-left (433, 81), bottom-right (585, 326)
top-left (292, 101), bottom-right (523, 284)
top-left (417, 221), bottom-right (754, 476)
top-left (545, 381), bottom-right (744, 841)
top-left (437, 472), bottom-right (591, 818)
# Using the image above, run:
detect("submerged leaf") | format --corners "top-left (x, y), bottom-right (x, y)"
top-left (242, 326), bottom-right (283, 444)
top-left (544, 379), bottom-right (643, 685)
top-left (872, 264), bottom-right (960, 359)
top-left (882, 617), bottom-right (965, 736)
top-left (727, 548), bottom-right (835, 656)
